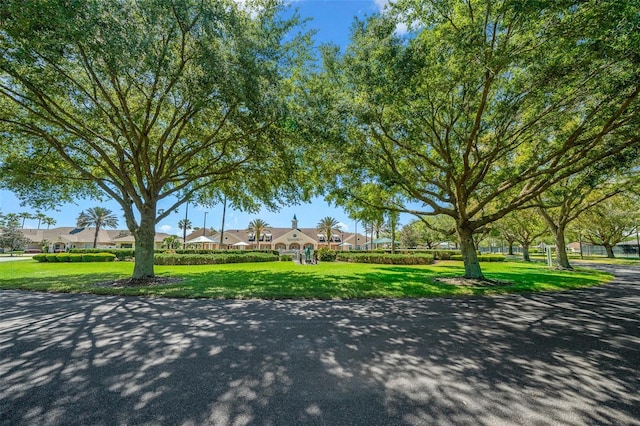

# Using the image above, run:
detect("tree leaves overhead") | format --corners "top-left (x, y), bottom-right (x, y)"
top-left (314, 0), bottom-right (640, 278)
top-left (0, 0), bottom-right (312, 279)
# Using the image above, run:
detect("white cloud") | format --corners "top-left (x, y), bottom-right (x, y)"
top-left (371, 0), bottom-right (408, 35)
top-left (337, 222), bottom-right (349, 232)
top-left (394, 22), bottom-right (408, 35)
top-left (158, 225), bottom-right (175, 234)
top-left (373, 0), bottom-right (392, 11)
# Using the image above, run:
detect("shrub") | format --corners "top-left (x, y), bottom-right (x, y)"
top-left (32, 253), bottom-right (115, 262)
top-left (450, 254), bottom-right (505, 262)
top-left (83, 253), bottom-right (116, 262)
top-left (336, 252), bottom-right (434, 265)
top-left (173, 249), bottom-right (280, 256)
top-left (55, 254), bottom-right (71, 262)
top-left (317, 247), bottom-right (337, 262)
top-left (279, 254), bottom-right (293, 262)
top-left (154, 252), bottom-right (278, 265)
top-left (70, 248), bottom-right (133, 260)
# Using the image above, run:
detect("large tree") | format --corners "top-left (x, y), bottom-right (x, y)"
top-left (314, 0), bottom-right (640, 279)
top-left (76, 207), bottom-right (119, 248)
top-left (574, 194), bottom-right (639, 258)
top-left (0, 222), bottom-right (30, 255)
top-left (0, 0), bottom-right (311, 281)
top-left (496, 208), bottom-right (548, 262)
top-left (535, 155), bottom-right (637, 268)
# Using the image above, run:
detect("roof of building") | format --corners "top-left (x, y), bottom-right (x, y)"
top-left (186, 226), bottom-right (368, 245)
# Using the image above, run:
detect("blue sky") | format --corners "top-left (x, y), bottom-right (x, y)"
top-left (0, 0), bottom-right (398, 235)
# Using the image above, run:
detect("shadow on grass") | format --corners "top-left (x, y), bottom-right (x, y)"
top-left (0, 262), bottom-right (611, 299)
top-left (108, 268), bottom-right (470, 299)
top-left (0, 272), bottom-right (130, 293)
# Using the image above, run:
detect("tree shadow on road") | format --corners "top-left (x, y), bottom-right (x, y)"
top-left (1, 266), bottom-right (638, 425)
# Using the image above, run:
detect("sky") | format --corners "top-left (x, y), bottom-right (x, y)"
top-left (0, 0), bottom-right (402, 235)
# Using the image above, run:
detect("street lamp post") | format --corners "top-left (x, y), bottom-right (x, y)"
top-left (354, 220), bottom-right (358, 250)
top-left (182, 201), bottom-right (189, 246)
top-left (203, 212), bottom-right (208, 236)
top-left (636, 221), bottom-right (639, 259)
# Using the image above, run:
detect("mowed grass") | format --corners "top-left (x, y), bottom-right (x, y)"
top-left (0, 259), bottom-right (614, 299)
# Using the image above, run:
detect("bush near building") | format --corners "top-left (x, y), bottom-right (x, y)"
top-left (450, 254), bottom-right (505, 262)
top-left (69, 248), bottom-right (280, 261)
top-left (336, 252), bottom-right (435, 265)
top-left (154, 252), bottom-right (279, 266)
top-left (33, 253), bottom-right (116, 262)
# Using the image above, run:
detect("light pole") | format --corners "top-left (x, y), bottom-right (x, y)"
top-left (203, 212), bottom-right (208, 236)
top-left (182, 201), bottom-right (189, 246)
top-left (636, 221), bottom-right (639, 259)
top-left (354, 220), bottom-right (358, 250)
top-left (219, 196), bottom-right (227, 250)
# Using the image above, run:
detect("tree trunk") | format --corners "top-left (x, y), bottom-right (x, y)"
top-left (522, 244), bottom-right (530, 262)
top-left (604, 244), bottom-right (615, 258)
top-left (391, 215), bottom-right (397, 254)
top-left (132, 208), bottom-right (156, 280)
top-left (508, 242), bottom-right (514, 255)
top-left (554, 226), bottom-right (572, 270)
top-left (93, 226), bottom-right (99, 248)
top-left (458, 226), bottom-right (484, 279)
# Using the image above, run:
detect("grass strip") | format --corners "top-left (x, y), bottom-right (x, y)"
top-left (0, 259), bottom-right (614, 299)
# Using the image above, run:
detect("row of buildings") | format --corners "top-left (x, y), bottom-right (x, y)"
top-left (17, 216), bottom-right (372, 252)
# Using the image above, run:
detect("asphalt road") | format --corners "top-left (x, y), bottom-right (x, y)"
top-left (1, 264), bottom-right (638, 425)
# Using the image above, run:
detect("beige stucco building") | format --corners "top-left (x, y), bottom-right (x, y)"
top-left (19, 227), bottom-right (171, 252)
top-left (187, 216), bottom-right (370, 251)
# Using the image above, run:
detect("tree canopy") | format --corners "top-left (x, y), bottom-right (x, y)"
top-left (0, 0), bottom-right (312, 280)
top-left (313, 0), bottom-right (640, 278)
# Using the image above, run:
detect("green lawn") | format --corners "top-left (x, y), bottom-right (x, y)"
top-left (0, 259), bottom-right (614, 299)
top-left (528, 254), bottom-right (640, 265)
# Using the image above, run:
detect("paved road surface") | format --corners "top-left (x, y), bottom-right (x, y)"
top-left (0, 256), bottom-right (32, 262)
top-left (1, 264), bottom-right (638, 425)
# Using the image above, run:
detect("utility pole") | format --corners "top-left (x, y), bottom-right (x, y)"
top-left (182, 201), bottom-right (189, 246)
top-left (203, 211), bottom-right (208, 236)
top-left (219, 197), bottom-right (227, 250)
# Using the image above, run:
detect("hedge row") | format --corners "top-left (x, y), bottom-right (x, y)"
top-left (342, 249), bottom-right (460, 260)
top-left (336, 252), bottom-right (435, 265)
top-left (450, 254), bottom-right (506, 262)
top-left (33, 253), bottom-right (116, 262)
top-left (69, 248), bottom-right (280, 260)
top-left (69, 248), bottom-right (134, 260)
top-left (174, 249), bottom-right (280, 256)
top-left (154, 252), bottom-right (279, 265)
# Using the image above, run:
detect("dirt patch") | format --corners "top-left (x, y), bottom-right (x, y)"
top-left (435, 277), bottom-right (513, 287)
top-left (94, 276), bottom-right (183, 288)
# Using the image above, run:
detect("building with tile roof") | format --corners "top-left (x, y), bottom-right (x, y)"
top-left (186, 215), bottom-right (370, 251)
top-left (18, 227), bottom-right (172, 252)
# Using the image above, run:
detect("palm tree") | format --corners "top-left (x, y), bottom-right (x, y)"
top-left (18, 212), bottom-right (34, 228)
top-left (247, 219), bottom-right (270, 249)
top-left (370, 216), bottom-right (388, 239)
top-left (35, 212), bottom-right (50, 230)
top-left (178, 219), bottom-right (192, 242)
top-left (76, 207), bottom-right (119, 248)
top-left (43, 217), bottom-right (57, 229)
top-left (317, 216), bottom-right (341, 248)
top-left (3, 213), bottom-right (20, 228)
top-left (162, 235), bottom-right (181, 250)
